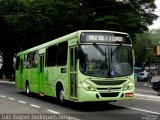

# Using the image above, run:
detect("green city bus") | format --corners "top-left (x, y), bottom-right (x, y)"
top-left (15, 30), bottom-right (135, 103)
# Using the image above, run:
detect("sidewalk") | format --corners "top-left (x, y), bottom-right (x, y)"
top-left (0, 79), bottom-right (15, 84)
top-left (0, 79), bottom-right (14, 81)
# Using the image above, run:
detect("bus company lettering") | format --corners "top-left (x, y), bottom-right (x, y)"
top-left (1, 114), bottom-right (12, 119)
top-left (1, 114), bottom-right (30, 120)
top-left (1, 114), bottom-right (70, 120)
top-left (86, 35), bottom-right (123, 42)
top-left (13, 115), bottom-right (30, 120)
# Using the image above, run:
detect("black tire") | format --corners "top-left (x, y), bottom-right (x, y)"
top-left (57, 88), bottom-right (64, 104)
top-left (158, 90), bottom-right (160, 96)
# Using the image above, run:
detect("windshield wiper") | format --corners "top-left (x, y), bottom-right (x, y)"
top-left (93, 43), bottom-right (105, 56)
top-left (93, 43), bottom-right (109, 72)
top-left (111, 45), bottom-right (122, 55)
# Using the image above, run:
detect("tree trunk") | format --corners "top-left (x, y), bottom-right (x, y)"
top-left (2, 49), bottom-right (14, 79)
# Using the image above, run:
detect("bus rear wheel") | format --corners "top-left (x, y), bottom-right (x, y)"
top-left (158, 90), bottom-right (160, 96)
top-left (26, 83), bottom-right (30, 96)
top-left (59, 89), bottom-right (64, 103)
top-left (57, 88), bottom-right (64, 104)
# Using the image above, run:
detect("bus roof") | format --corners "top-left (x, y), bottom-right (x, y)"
top-left (17, 30), bottom-right (130, 56)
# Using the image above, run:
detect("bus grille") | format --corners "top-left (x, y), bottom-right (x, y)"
top-left (97, 87), bottom-right (121, 90)
top-left (100, 92), bottom-right (119, 97)
top-left (91, 80), bottom-right (126, 85)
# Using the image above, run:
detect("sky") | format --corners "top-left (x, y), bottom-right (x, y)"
top-left (148, 0), bottom-right (160, 29)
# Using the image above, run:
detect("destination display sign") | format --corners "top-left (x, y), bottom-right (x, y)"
top-left (80, 32), bottom-right (131, 44)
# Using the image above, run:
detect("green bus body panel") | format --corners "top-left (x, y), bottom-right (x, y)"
top-left (16, 30), bottom-right (134, 102)
top-left (24, 69), bottom-right (39, 93)
top-left (45, 67), bottom-right (68, 97)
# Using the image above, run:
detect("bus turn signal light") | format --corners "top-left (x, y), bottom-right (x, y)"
top-left (125, 93), bottom-right (134, 97)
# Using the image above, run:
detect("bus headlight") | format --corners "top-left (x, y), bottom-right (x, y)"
top-left (80, 81), bottom-right (95, 91)
top-left (123, 81), bottom-right (134, 90)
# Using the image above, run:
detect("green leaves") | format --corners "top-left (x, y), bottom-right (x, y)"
top-left (0, 0), bottom-right (158, 56)
top-left (0, 0), bottom-right (158, 77)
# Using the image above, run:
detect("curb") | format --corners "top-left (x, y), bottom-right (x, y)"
top-left (0, 81), bottom-right (15, 84)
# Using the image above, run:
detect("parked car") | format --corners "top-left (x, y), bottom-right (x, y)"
top-left (134, 67), bottom-right (142, 79)
top-left (137, 71), bottom-right (152, 82)
top-left (152, 80), bottom-right (160, 96)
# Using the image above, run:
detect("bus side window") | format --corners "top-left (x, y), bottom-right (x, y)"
top-left (46, 45), bottom-right (57, 66)
top-left (57, 42), bottom-right (68, 66)
top-left (24, 55), bottom-right (27, 68)
top-left (24, 51), bottom-right (39, 69)
top-left (33, 51), bottom-right (39, 67)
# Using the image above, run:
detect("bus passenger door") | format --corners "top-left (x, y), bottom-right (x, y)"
top-left (39, 54), bottom-right (45, 94)
top-left (70, 47), bottom-right (77, 98)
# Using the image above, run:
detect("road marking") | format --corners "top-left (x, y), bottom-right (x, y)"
top-left (70, 117), bottom-right (81, 120)
top-left (135, 97), bottom-right (160, 102)
top-left (18, 100), bottom-right (27, 104)
top-left (136, 89), bottom-right (156, 93)
top-left (30, 104), bottom-right (41, 108)
top-left (46, 110), bottom-right (81, 120)
top-left (135, 93), bottom-right (160, 100)
top-left (0, 95), bottom-right (6, 98)
top-left (115, 93), bottom-right (160, 115)
top-left (144, 82), bottom-right (152, 87)
top-left (8, 97), bottom-right (15, 100)
top-left (46, 109), bottom-right (60, 114)
top-left (0, 93), bottom-right (79, 120)
top-left (124, 106), bottom-right (160, 114)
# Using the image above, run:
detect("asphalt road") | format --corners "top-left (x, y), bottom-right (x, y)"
top-left (0, 80), bottom-right (160, 120)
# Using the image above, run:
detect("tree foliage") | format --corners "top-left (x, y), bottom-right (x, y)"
top-left (134, 33), bottom-right (153, 67)
top-left (148, 29), bottom-right (160, 45)
top-left (134, 29), bottom-right (160, 67)
top-left (0, 0), bottom-right (158, 77)
top-left (4, 0), bottom-right (158, 50)
top-left (78, 0), bottom-right (158, 38)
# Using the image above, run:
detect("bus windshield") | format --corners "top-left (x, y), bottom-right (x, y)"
top-left (79, 44), bottom-right (133, 78)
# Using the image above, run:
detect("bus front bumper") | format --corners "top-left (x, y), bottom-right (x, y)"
top-left (77, 87), bottom-right (134, 102)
